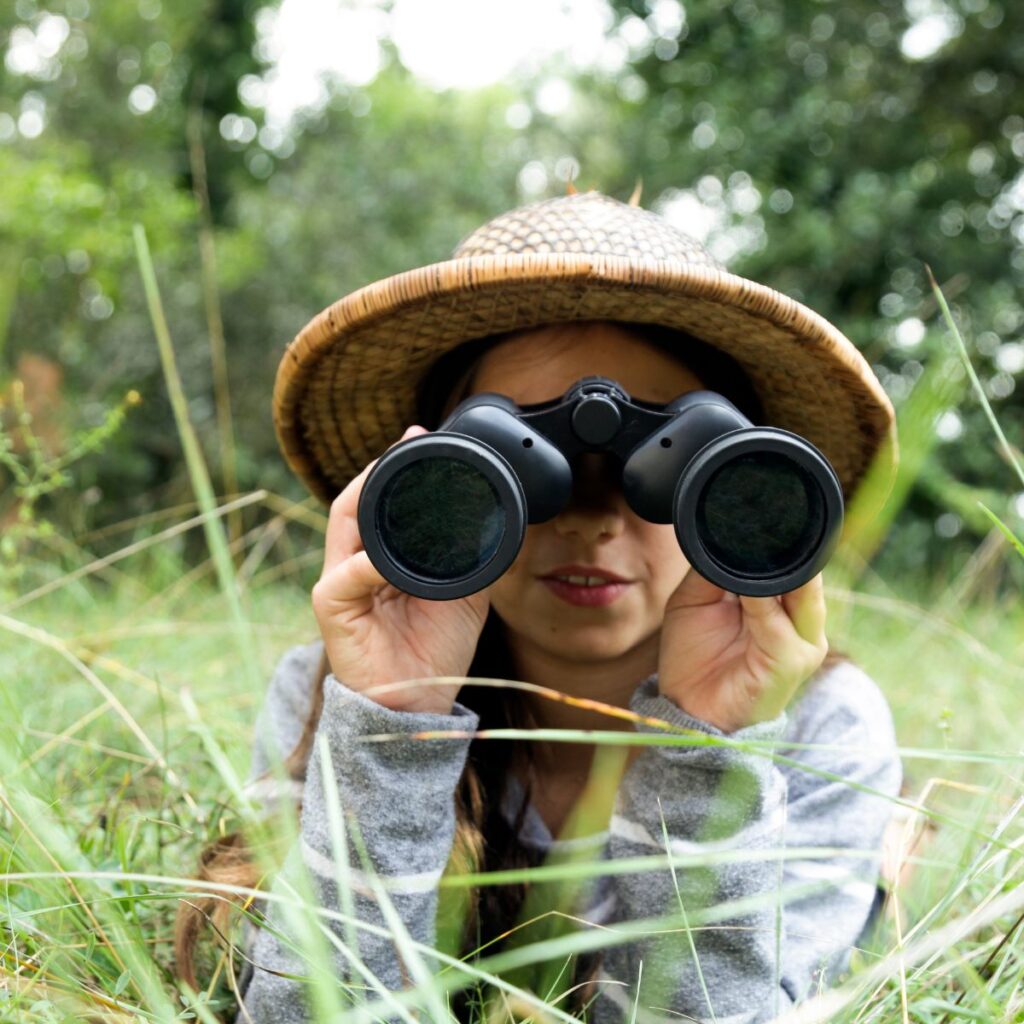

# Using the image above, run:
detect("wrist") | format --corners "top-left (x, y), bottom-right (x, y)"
top-left (629, 677), bottom-right (789, 754)
top-left (661, 690), bottom-right (783, 736)
top-left (332, 676), bottom-right (456, 716)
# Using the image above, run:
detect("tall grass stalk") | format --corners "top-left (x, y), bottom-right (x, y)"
top-left (132, 223), bottom-right (262, 701)
top-left (926, 268), bottom-right (1024, 587)
top-left (186, 101), bottom-right (242, 553)
top-left (927, 265), bottom-right (1024, 490)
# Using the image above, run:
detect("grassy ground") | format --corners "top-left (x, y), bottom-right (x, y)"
top-left (1, 527), bottom-right (1022, 1023)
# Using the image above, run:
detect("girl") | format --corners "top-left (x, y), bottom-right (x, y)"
top-left (175, 191), bottom-right (903, 1024)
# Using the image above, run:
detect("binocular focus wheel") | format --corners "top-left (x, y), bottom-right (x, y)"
top-left (674, 430), bottom-right (843, 597)
top-left (358, 435), bottom-right (527, 600)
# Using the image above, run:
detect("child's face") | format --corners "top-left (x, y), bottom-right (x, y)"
top-left (465, 321), bottom-right (705, 667)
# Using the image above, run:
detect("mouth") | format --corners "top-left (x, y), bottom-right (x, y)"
top-left (539, 564), bottom-right (632, 585)
top-left (538, 565), bottom-right (634, 607)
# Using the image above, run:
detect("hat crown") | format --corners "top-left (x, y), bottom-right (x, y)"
top-left (452, 191), bottom-right (725, 269)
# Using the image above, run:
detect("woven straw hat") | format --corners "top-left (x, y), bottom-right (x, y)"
top-left (273, 190), bottom-right (896, 507)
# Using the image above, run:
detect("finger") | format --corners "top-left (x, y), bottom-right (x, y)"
top-left (780, 574), bottom-right (827, 646)
top-left (314, 550), bottom-right (389, 609)
top-left (323, 425), bottom-right (428, 570)
top-left (738, 593), bottom-right (800, 661)
top-left (738, 594), bottom-right (784, 620)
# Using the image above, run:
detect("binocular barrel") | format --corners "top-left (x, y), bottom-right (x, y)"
top-left (357, 378), bottom-right (843, 600)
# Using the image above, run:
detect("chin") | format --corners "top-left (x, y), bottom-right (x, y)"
top-left (535, 624), bottom-right (641, 661)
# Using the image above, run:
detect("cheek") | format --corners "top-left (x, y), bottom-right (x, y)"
top-left (485, 525), bottom-right (538, 601)
top-left (488, 573), bottom-right (518, 606)
top-left (501, 527), bottom-right (537, 581)
top-left (642, 524), bottom-right (690, 592)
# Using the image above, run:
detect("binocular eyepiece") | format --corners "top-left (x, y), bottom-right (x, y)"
top-left (356, 377), bottom-right (843, 600)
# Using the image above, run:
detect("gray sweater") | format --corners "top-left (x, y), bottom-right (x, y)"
top-left (234, 640), bottom-right (901, 1024)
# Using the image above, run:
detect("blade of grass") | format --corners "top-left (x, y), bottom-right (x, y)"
top-left (926, 265), bottom-right (1024, 490)
top-left (657, 796), bottom-right (717, 1022)
top-left (313, 732), bottom-right (422, 1023)
top-left (0, 610), bottom-right (199, 817)
top-left (0, 243), bottom-right (21, 379)
top-left (831, 348), bottom-right (964, 597)
top-left (0, 790), bottom-right (180, 1020)
top-left (12, 861), bottom-right (1018, 1024)
top-left (773, 878), bottom-right (1024, 1024)
top-left (132, 223), bottom-right (262, 698)
top-left (917, 460), bottom-right (1012, 535)
top-left (178, 687), bottom-right (255, 824)
top-left (0, 490), bottom-right (265, 614)
top-left (260, 858), bottom-right (348, 1023)
top-left (978, 502), bottom-right (1024, 562)
top-left (186, 99), bottom-right (241, 555)
top-left (342, 805), bottom-right (454, 1024)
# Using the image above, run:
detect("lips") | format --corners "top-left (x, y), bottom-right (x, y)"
top-left (540, 563), bottom-right (631, 585)
top-left (540, 576), bottom-right (633, 607)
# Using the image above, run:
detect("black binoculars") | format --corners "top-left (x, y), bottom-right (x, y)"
top-left (356, 377), bottom-right (843, 600)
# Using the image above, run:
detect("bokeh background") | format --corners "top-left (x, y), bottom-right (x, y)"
top-left (3, 2), bottom-right (1024, 1020)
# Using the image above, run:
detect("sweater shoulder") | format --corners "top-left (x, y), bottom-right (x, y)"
top-left (784, 658), bottom-right (897, 749)
top-left (778, 658), bottom-right (904, 829)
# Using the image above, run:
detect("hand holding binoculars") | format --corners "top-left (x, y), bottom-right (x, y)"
top-left (356, 377), bottom-right (843, 600)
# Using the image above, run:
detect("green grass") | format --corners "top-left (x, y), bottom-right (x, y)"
top-left (1, 542), bottom-right (1022, 1022)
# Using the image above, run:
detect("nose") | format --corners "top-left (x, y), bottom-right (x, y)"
top-left (569, 451), bottom-right (622, 503)
top-left (551, 452), bottom-right (626, 542)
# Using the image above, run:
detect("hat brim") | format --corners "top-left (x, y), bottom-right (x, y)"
top-left (273, 253), bottom-right (897, 506)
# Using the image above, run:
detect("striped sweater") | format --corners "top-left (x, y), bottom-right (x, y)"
top-left (234, 639), bottom-right (901, 1024)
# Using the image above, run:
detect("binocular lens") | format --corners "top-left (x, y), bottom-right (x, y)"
top-left (696, 451), bottom-right (825, 577)
top-left (376, 456), bottom-right (507, 581)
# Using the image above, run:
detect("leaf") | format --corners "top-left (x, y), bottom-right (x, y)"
top-left (113, 969), bottom-right (132, 996)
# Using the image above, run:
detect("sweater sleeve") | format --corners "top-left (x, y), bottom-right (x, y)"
top-left (589, 661), bottom-right (902, 1024)
top-left (235, 642), bottom-right (479, 1024)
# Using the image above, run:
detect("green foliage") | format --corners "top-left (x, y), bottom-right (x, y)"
top-left (3, 0), bottom-right (1024, 581)
top-left (0, 380), bottom-right (141, 598)
top-left (600, 0), bottom-right (1024, 580)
